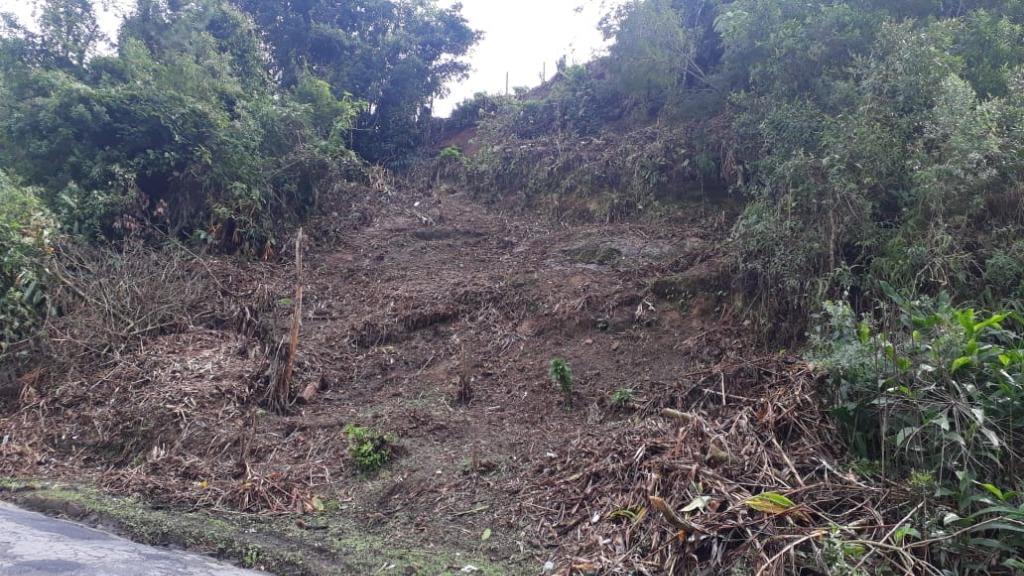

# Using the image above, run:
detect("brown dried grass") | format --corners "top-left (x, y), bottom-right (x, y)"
top-left (521, 356), bottom-right (919, 575)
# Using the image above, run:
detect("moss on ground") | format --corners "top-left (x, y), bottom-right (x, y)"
top-left (0, 479), bottom-right (527, 575)
top-left (566, 243), bottom-right (623, 265)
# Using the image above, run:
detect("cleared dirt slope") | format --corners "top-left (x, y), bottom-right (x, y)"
top-left (4, 186), bottom-right (832, 575)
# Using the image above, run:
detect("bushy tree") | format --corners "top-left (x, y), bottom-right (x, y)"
top-left (604, 0), bottom-right (691, 112)
top-left (233, 0), bottom-right (479, 164)
top-left (0, 0), bottom-right (362, 251)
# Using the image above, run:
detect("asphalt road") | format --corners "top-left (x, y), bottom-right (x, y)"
top-left (0, 502), bottom-right (262, 575)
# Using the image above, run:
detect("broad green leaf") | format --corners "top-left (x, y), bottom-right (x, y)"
top-left (893, 525), bottom-right (920, 544)
top-left (979, 483), bottom-right (1006, 501)
top-left (975, 313), bottom-right (1008, 333)
top-left (957, 309), bottom-right (977, 334)
top-left (966, 338), bottom-right (979, 356)
top-left (858, 321), bottom-right (871, 344)
top-left (969, 538), bottom-right (1015, 552)
top-left (980, 522), bottom-right (1024, 535)
top-left (745, 492), bottom-right (796, 514)
top-left (950, 356), bottom-right (973, 373)
top-left (1003, 558), bottom-right (1024, 570)
top-left (842, 543), bottom-right (866, 558)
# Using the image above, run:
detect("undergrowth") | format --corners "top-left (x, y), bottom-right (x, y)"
top-left (813, 289), bottom-right (1024, 573)
top-left (610, 388), bottom-right (634, 411)
top-left (344, 425), bottom-right (394, 474)
top-left (0, 172), bottom-right (54, 352)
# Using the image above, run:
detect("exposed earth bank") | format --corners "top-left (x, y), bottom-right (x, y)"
top-left (1, 187), bottom-right (840, 574)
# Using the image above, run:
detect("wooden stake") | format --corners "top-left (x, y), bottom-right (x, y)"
top-left (273, 228), bottom-right (303, 411)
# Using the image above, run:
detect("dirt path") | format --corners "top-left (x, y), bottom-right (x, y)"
top-left (265, 190), bottom-right (737, 563)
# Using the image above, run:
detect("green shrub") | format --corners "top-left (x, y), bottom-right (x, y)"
top-left (0, 2), bottom-right (363, 252)
top-left (438, 146), bottom-right (464, 162)
top-left (984, 241), bottom-right (1024, 297)
top-left (814, 290), bottom-right (1024, 484)
top-left (610, 388), bottom-right (634, 411)
top-left (549, 358), bottom-right (574, 409)
top-left (813, 290), bottom-right (1024, 571)
top-left (444, 92), bottom-right (502, 135)
top-left (0, 171), bottom-right (55, 350)
top-left (344, 425), bottom-right (394, 474)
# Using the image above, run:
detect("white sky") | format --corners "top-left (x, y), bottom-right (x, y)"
top-left (1, 0), bottom-right (622, 116)
top-left (434, 0), bottom-right (622, 115)
top-left (3, 0), bottom-right (124, 34)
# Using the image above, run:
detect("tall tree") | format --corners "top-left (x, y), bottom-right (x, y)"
top-left (234, 0), bottom-right (479, 164)
top-left (36, 0), bottom-right (105, 71)
top-left (0, 0), bottom-right (362, 247)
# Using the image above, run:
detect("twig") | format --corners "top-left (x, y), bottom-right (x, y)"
top-left (756, 531), bottom-right (827, 576)
top-left (852, 502), bottom-right (922, 572)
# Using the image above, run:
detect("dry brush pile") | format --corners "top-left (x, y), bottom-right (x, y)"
top-left (522, 354), bottom-right (936, 576)
top-left (0, 239), bottom-right (332, 513)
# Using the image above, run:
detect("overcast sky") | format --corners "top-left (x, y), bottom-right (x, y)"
top-left (2, 0), bottom-right (621, 116)
top-left (435, 0), bottom-right (621, 114)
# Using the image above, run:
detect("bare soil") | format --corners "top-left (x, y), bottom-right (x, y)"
top-left (2, 186), bottom-right (866, 575)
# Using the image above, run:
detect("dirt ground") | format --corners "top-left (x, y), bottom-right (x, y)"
top-left (1, 186), bottom-right (861, 575)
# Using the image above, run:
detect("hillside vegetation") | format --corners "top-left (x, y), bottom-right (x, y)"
top-left (450, 0), bottom-right (1024, 331)
top-left (3, 1), bottom-right (1024, 575)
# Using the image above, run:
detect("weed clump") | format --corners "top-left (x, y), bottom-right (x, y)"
top-left (610, 388), bottom-right (634, 411)
top-left (344, 425), bottom-right (394, 474)
top-left (438, 146), bottom-right (464, 162)
top-left (549, 358), bottom-right (574, 409)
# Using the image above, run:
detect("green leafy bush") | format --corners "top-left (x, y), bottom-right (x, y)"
top-left (0, 1), bottom-right (363, 252)
top-left (438, 146), bottom-right (464, 162)
top-left (984, 240), bottom-right (1024, 297)
top-left (610, 388), bottom-right (634, 411)
top-left (0, 172), bottom-right (54, 350)
top-left (814, 290), bottom-right (1024, 572)
top-left (443, 92), bottom-right (502, 135)
top-left (459, 0), bottom-right (1024, 334)
top-left (549, 358), bottom-right (574, 409)
top-left (814, 290), bottom-right (1024, 483)
top-left (344, 425), bottom-right (394, 474)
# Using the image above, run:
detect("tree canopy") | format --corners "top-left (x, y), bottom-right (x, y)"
top-left (464, 0), bottom-right (1024, 332)
top-left (233, 0), bottom-right (479, 164)
top-left (0, 0), bottom-right (477, 248)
